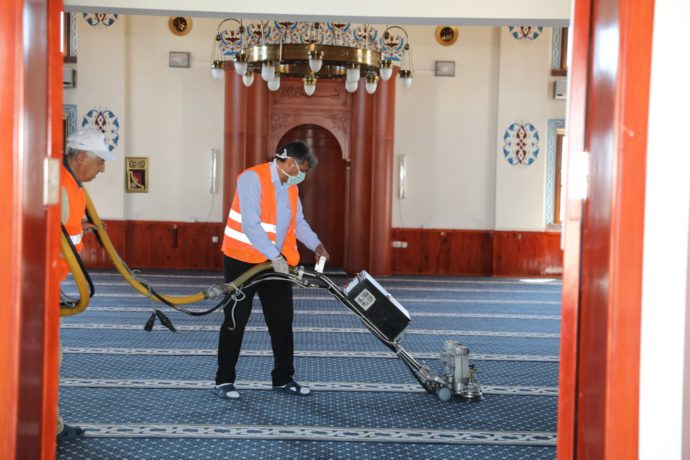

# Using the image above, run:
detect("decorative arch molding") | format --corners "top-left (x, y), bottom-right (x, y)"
top-left (268, 79), bottom-right (350, 159)
top-left (269, 113), bottom-right (349, 160)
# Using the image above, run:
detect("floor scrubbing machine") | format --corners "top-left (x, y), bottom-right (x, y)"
top-left (299, 267), bottom-right (483, 402)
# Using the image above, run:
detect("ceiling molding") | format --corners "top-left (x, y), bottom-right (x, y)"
top-left (64, 0), bottom-right (570, 26)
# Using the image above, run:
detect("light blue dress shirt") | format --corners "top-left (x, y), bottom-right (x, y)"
top-left (237, 160), bottom-right (321, 260)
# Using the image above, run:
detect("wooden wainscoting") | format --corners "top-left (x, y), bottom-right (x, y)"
top-left (80, 220), bottom-right (225, 270)
top-left (392, 228), bottom-right (562, 277)
top-left (81, 223), bottom-right (561, 276)
top-left (392, 228), bottom-right (492, 275)
top-left (80, 220), bottom-right (127, 268)
top-left (492, 231), bottom-right (563, 277)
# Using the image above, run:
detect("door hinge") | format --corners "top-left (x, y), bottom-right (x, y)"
top-left (44, 157), bottom-right (60, 205)
top-left (569, 151), bottom-right (590, 200)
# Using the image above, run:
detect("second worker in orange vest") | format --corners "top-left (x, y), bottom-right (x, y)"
top-left (215, 141), bottom-right (329, 399)
top-left (58, 125), bottom-right (115, 442)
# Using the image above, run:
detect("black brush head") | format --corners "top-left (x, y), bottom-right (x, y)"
top-left (155, 309), bottom-right (177, 332)
top-left (144, 312), bottom-right (156, 331)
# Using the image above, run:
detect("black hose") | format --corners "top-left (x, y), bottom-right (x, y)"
top-left (60, 224), bottom-right (95, 302)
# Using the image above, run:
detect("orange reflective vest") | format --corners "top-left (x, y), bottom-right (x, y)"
top-left (221, 162), bottom-right (300, 265)
top-left (57, 163), bottom-right (86, 281)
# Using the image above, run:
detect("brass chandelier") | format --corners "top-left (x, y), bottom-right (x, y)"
top-left (210, 20), bottom-right (413, 96)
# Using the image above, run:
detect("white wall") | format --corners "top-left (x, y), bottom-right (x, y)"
top-left (638, 0), bottom-right (690, 456)
top-left (393, 26), bottom-right (500, 230)
top-left (393, 25), bottom-right (566, 230)
top-left (64, 14), bottom-right (128, 218)
top-left (65, 15), bottom-right (225, 222)
top-left (66, 17), bottom-right (565, 230)
top-left (124, 15), bottom-right (224, 222)
top-left (494, 27), bottom-right (566, 231)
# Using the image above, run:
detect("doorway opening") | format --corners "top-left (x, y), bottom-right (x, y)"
top-left (278, 124), bottom-right (346, 267)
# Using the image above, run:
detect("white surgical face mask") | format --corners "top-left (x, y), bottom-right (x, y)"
top-left (279, 158), bottom-right (306, 186)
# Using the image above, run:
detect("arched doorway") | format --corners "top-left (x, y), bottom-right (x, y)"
top-left (278, 124), bottom-right (346, 267)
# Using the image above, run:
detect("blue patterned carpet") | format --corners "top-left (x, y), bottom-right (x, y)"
top-left (57, 270), bottom-right (561, 459)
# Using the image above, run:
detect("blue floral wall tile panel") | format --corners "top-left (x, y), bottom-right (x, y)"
top-left (63, 104), bottom-right (77, 139)
top-left (70, 13), bottom-right (78, 55)
top-left (545, 119), bottom-right (565, 225)
top-left (83, 13), bottom-right (118, 28)
top-left (82, 107), bottom-right (120, 151)
top-left (503, 122), bottom-right (540, 166)
top-left (509, 26), bottom-right (543, 41)
top-left (219, 21), bottom-right (407, 62)
top-left (551, 28), bottom-right (562, 70)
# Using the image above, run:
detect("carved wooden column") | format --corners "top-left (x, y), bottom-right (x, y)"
top-left (223, 65), bottom-right (247, 220)
top-left (345, 87), bottom-right (374, 273)
top-left (369, 77), bottom-right (396, 276)
top-left (246, 80), bottom-right (269, 166)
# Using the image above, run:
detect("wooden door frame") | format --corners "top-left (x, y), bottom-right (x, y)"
top-left (557, 0), bottom-right (654, 457)
top-left (0, 1), bottom-right (21, 455)
top-left (1, 0), bottom-right (63, 458)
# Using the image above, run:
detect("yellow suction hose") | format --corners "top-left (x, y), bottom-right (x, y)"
top-left (84, 190), bottom-right (273, 305)
top-left (59, 231), bottom-right (92, 316)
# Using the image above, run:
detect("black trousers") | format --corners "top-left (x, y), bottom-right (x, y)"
top-left (215, 256), bottom-right (295, 386)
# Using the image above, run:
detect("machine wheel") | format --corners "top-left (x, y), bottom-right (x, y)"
top-left (436, 386), bottom-right (452, 402)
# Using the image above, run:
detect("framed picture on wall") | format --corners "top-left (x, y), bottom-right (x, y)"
top-left (169, 51), bottom-right (190, 68)
top-left (434, 60), bottom-right (456, 77)
top-left (126, 157), bottom-right (148, 193)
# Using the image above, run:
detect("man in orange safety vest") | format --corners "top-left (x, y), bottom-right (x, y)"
top-left (216, 141), bottom-right (329, 399)
top-left (57, 125), bottom-right (115, 441)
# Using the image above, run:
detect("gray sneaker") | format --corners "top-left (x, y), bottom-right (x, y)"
top-left (57, 424), bottom-right (85, 441)
top-left (214, 383), bottom-right (240, 400)
top-left (273, 380), bottom-right (311, 396)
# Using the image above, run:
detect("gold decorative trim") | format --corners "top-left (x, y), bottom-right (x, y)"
top-left (126, 157), bottom-right (148, 193)
top-left (168, 16), bottom-right (192, 36)
top-left (245, 44), bottom-right (382, 78)
top-left (435, 26), bottom-right (459, 46)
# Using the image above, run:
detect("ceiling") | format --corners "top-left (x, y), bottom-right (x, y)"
top-left (64, 0), bottom-right (570, 26)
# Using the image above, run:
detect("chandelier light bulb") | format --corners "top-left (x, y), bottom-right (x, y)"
top-left (267, 74), bottom-right (281, 91)
top-left (365, 75), bottom-right (379, 94)
top-left (379, 60), bottom-right (393, 81)
top-left (399, 70), bottom-right (413, 89)
top-left (304, 76), bottom-right (317, 96)
top-left (308, 57), bottom-right (323, 73)
top-left (210, 60), bottom-right (225, 80)
top-left (345, 79), bottom-right (358, 93)
top-left (346, 65), bottom-right (361, 84)
top-left (242, 70), bottom-right (255, 87)
top-left (234, 61), bottom-right (248, 76)
top-left (308, 50), bottom-right (323, 73)
top-left (233, 52), bottom-right (248, 75)
top-left (211, 67), bottom-right (224, 80)
top-left (261, 62), bottom-right (275, 82)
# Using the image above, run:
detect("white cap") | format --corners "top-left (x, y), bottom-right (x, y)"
top-left (66, 126), bottom-right (115, 161)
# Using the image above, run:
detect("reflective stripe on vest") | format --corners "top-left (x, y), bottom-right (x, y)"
top-left (225, 209), bottom-right (278, 235)
top-left (70, 233), bottom-right (82, 245)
